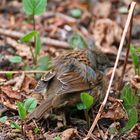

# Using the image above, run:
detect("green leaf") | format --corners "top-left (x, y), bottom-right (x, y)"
top-left (130, 44), bottom-right (139, 74)
top-left (5, 72), bottom-right (13, 79)
top-left (24, 97), bottom-right (37, 112)
top-left (70, 8), bottom-right (82, 18)
top-left (120, 85), bottom-right (138, 132)
top-left (37, 56), bottom-right (51, 70)
top-left (20, 31), bottom-right (37, 42)
top-left (22, 0), bottom-right (47, 16)
top-left (16, 102), bottom-right (27, 120)
top-left (9, 56), bottom-right (22, 63)
top-left (35, 33), bottom-right (41, 56)
top-left (80, 92), bottom-right (94, 110)
top-left (0, 116), bottom-right (7, 123)
top-left (76, 102), bottom-right (86, 110)
top-left (11, 122), bottom-right (21, 130)
top-left (68, 33), bottom-right (88, 49)
top-left (122, 107), bottom-right (138, 132)
top-left (34, 127), bottom-right (40, 134)
top-left (53, 136), bottom-right (61, 140)
top-left (120, 85), bottom-right (138, 109)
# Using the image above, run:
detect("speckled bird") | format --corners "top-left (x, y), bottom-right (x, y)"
top-left (28, 46), bottom-right (110, 120)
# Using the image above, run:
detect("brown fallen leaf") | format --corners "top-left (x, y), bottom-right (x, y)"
top-left (101, 100), bottom-right (127, 121)
top-left (0, 83), bottom-right (24, 110)
top-left (1, 86), bottom-right (22, 100)
top-left (61, 128), bottom-right (79, 140)
top-left (0, 93), bottom-right (16, 110)
top-left (93, 18), bottom-right (122, 53)
top-left (21, 75), bottom-right (37, 94)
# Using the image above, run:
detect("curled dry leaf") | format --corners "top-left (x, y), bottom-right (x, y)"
top-left (21, 75), bottom-right (37, 94)
top-left (0, 85), bottom-right (23, 110)
top-left (93, 19), bottom-right (122, 54)
top-left (1, 86), bottom-right (22, 100)
top-left (101, 100), bottom-right (127, 121)
top-left (61, 128), bottom-right (79, 140)
top-left (0, 92), bottom-right (16, 110)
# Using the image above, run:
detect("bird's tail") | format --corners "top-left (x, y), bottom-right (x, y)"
top-left (27, 95), bottom-right (53, 121)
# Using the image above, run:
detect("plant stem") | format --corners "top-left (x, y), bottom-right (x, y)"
top-left (29, 45), bottom-right (35, 64)
top-left (84, 110), bottom-right (90, 129)
top-left (33, 15), bottom-right (36, 31)
top-left (33, 15), bottom-right (37, 65)
top-left (21, 121), bottom-right (24, 136)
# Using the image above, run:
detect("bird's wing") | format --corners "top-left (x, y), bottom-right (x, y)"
top-left (34, 71), bottom-right (55, 93)
top-left (57, 62), bottom-right (98, 94)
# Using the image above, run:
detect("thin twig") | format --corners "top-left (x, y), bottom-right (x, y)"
top-left (83, 2), bottom-right (136, 140)
top-left (42, 12), bottom-right (77, 23)
top-left (0, 70), bottom-right (48, 74)
top-left (0, 28), bottom-right (70, 48)
top-left (118, 4), bottom-right (134, 90)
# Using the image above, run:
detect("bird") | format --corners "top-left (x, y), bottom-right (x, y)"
top-left (27, 46), bottom-right (111, 121)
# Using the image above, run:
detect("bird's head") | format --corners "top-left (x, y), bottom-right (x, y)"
top-left (87, 39), bottom-right (112, 71)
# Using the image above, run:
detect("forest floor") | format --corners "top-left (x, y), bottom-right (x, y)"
top-left (0, 0), bottom-right (139, 140)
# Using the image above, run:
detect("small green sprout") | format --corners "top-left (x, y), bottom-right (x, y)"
top-left (77, 92), bottom-right (94, 128)
top-left (120, 85), bottom-right (138, 132)
top-left (68, 33), bottom-right (88, 49)
top-left (130, 44), bottom-right (140, 75)
top-left (11, 97), bottom-right (37, 132)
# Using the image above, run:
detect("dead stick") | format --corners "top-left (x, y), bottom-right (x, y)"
top-left (83, 2), bottom-right (136, 140)
top-left (0, 71), bottom-right (47, 74)
top-left (118, 5), bottom-right (134, 90)
top-left (0, 28), bottom-right (70, 48)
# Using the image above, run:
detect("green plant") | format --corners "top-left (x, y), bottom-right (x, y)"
top-left (53, 136), bottom-right (61, 140)
top-left (34, 127), bottom-right (40, 134)
top-left (11, 98), bottom-right (37, 133)
top-left (120, 85), bottom-right (138, 132)
top-left (68, 33), bottom-right (88, 49)
top-left (21, 0), bottom-right (49, 69)
top-left (70, 8), bottom-right (82, 18)
top-left (5, 72), bottom-right (13, 79)
top-left (0, 116), bottom-right (7, 123)
top-left (130, 44), bottom-right (140, 75)
top-left (9, 56), bottom-right (22, 63)
top-left (77, 92), bottom-right (94, 110)
top-left (76, 92), bottom-right (94, 127)
top-left (22, 0), bottom-right (47, 16)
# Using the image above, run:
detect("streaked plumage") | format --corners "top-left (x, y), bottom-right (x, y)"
top-left (28, 48), bottom-right (110, 120)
